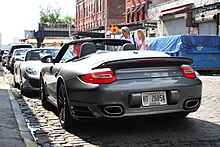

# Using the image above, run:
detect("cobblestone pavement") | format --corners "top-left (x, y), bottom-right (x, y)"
top-left (3, 69), bottom-right (220, 147)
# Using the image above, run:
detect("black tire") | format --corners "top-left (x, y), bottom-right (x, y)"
top-left (20, 75), bottom-right (27, 96)
top-left (57, 82), bottom-right (76, 129)
top-left (10, 66), bottom-right (14, 74)
top-left (20, 83), bottom-right (26, 95)
top-left (13, 75), bottom-right (20, 89)
top-left (40, 76), bottom-right (51, 109)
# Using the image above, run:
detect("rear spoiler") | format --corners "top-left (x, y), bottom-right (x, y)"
top-left (94, 57), bottom-right (193, 70)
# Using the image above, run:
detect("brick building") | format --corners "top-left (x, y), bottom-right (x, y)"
top-left (76, 0), bottom-right (125, 33)
top-left (125, 0), bottom-right (148, 24)
top-left (148, 0), bottom-right (220, 37)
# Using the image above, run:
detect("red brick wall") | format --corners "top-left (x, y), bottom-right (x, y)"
top-left (125, 0), bottom-right (148, 24)
top-left (107, 0), bottom-right (126, 26)
top-left (76, 0), bottom-right (125, 32)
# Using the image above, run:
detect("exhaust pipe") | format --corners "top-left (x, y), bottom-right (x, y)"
top-left (184, 99), bottom-right (200, 109)
top-left (103, 105), bottom-right (123, 116)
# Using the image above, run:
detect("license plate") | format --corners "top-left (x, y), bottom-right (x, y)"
top-left (142, 91), bottom-right (167, 107)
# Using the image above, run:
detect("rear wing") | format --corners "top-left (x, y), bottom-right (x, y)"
top-left (94, 57), bottom-right (193, 70)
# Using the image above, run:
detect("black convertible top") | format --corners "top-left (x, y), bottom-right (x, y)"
top-left (67, 38), bottom-right (131, 46)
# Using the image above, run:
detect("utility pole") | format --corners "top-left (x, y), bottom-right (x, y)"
top-left (104, 0), bottom-right (107, 38)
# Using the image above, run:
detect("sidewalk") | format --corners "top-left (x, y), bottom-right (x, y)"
top-left (0, 66), bottom-right (37, 147)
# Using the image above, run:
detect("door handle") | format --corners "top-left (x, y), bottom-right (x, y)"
top-left (49, 66), bottom-right (53, 73)
top-left (55, 72), bottom-right (58, 77)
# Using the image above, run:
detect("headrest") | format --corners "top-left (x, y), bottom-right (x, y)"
top-left (80, 42), bottom-right (97, 57)
top-left (122, 43), bottom-right (136, 51)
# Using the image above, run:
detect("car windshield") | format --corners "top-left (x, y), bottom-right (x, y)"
top-left (15, 49), bottom-right (28, 56)
top-left (25, 48), bottom-right (60, 61)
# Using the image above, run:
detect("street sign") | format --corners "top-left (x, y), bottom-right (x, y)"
top-left (110, 24), bottom-right (119, 35)
top-left (144, 22), bottom-right (157, 28)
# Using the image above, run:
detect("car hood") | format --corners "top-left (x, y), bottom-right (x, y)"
top-left (21, 61), bottom-right (45, 71)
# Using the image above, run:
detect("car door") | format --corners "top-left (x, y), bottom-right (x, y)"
top-left (45, 49), bottom-right (75, 103)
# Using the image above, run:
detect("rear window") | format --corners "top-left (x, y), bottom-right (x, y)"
top-left (25, 49), bottom-right (59, 61)
top-left (10, 45), bottom-right (33, 55)
top-left (15, 50), bottom-right (28, 56)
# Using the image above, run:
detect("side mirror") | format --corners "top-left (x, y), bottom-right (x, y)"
top-left (41, 55), bottom-right (54, 63)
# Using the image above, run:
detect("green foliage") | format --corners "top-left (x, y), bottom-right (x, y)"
top-left (39, 4), bottom-right (75, 24)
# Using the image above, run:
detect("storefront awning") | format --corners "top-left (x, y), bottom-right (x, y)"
top-left (160, 4), bottom-right (193, 16)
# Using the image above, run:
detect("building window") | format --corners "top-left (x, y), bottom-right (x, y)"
top-left (131, 7), bottom-right (135, 23)
top-left (79, 7), bottom-right (81, 19)
top-left (83, 5), bottom-right (85, 18)
top-left (137, 6), bottom-right (140, 22)
top-left (96, 0), bottom-right (98, 12)
top-left (100, 0), bottom-right (104, 11)
top-left (142, 5), bottom-right (145, 20)
top-left (127, 8), bottom-right (130, 23)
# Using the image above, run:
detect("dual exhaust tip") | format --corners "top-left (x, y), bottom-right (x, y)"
top-left (184, 99), bottom-right (200, 110)
top-left (103, 105), bottom-right (124, 116)
top-left (102, 99), bottom-right (200, 115)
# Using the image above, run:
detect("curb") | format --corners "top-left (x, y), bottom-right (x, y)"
top-left (2, 67), bottom-right (38, 147)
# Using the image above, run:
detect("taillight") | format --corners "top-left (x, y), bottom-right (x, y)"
top-left (181, 65), bottom-right (196, 79)
top-left (12, 57), bottom-right (16, 63)
top-left (80, 70), bottom-right (116, 84)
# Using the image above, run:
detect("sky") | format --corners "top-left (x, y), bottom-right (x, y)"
top-left (0, 0), bottom-right (76, 45)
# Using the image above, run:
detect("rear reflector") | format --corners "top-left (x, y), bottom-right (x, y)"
top-left (80, 70), bottom-right (116, 84)
top-left (181, 65), bottom-right (196, 79)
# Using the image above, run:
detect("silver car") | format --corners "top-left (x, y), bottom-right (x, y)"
top-left (1, 49), bottom-right (9, 66)
top-left (40, 38), bottom-right (202, 129)
top-left (10, 48), bottom-right (30, 75)
top-left (14, 48), bottom-right (60, 94)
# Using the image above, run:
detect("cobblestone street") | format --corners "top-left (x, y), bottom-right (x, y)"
top-left (3, 69), bottom-right (220, 147)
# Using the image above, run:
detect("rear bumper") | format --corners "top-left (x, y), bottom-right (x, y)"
top-left (65, 77), bottom-right (202, 120)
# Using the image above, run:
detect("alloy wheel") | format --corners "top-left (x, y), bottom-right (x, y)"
top-left (57, 83), bottom-right (66, 126)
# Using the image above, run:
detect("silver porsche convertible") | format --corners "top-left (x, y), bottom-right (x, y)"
top-left (40, 38), bottom-right (202, 129)
top-left (14, 48), bottom-right (60, 94)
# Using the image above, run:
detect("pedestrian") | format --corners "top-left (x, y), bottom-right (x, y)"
top-left (120, 26), bottom-right (140, 48)
top-left (72, 35), bottom-right (81, 56)
top-left (40, 43), bottom-right (46, 48)
top-left (60, 41), bottom-right (64, 47)
top-left (136, 29), bottom-right (149, 50)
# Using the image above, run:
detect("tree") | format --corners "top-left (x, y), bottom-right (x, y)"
top-left (62, 15), bottom-right (75, 24)
top-left (39, 5), bottom-right (75, 24)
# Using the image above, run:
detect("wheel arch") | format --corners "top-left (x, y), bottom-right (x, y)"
top-left (57, 76), bottom-right (70, 101)
top-left (56, 76), bottom-right (72, 113)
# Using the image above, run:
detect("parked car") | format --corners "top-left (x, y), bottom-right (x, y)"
top-left (0, 49), bottom-right (6, 61)
top-left (14, 48), bottom-right (60, 94)
top-left (39, 38), bottom-right (202, 129)
top-left (6, 44), bottom-right (33, 72)
top-left (10, 48), bottom-right (29, 74)
top-left (1, 49), bottom-right (9, 66)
